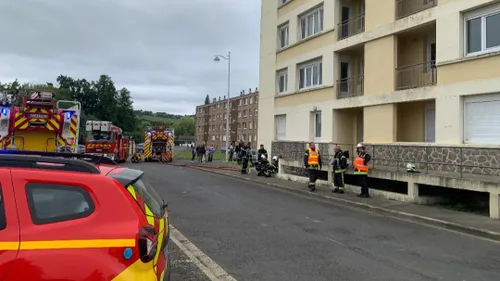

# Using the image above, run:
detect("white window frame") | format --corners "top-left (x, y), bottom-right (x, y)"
top-left (249, 121), bottom-right (253, 129)
top-left (275, 115), bottom-right (286, 141)
top-left (277, 69), bottom-right (288, 94)
top-left (298, 59), bottom-right (322, 90)
top-left (313, 111), bottom-right (322, 141)
top-left (238, 111), bottom-right (241, 118)
top-left (299, 7), bottom-right (324, 40)
top-left (464, 4), bottom-right (500, 56)
top-left (278, 24), bottom-right (289, 49)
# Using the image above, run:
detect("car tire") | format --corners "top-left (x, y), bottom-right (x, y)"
top-left (163, 253), bottom-right (171, 281)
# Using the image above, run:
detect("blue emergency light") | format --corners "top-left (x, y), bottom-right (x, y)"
top-left (1, 107), bottom-right (7, 116)
top-left (66, 112), bottom-right (73, 119)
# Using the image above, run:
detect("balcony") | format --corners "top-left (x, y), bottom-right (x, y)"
top-left (337, 0), bottom-right (365, 40)
top-left (336, 46), bottom-right (364, 98)
top-left (336, 76), bottom-right (364, 98)
top-left (396, 0), bottom-right (437, 20)
top-left (395, 23), bottom-right (436, 90)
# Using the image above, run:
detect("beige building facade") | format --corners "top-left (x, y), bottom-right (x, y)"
top-left (195, 89), bottom-right (259, 149)
top-left (259, 0), bottom-right (500, 218)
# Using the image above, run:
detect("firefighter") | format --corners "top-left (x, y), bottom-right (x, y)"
top-left (331, 145), bottom-right (348, 194)
top-left (240, 142), bottom-right (252, 174)
top-left (354, 143), bottom-right (371, 198)
top-left (304, 142), bottom-right (322, 192)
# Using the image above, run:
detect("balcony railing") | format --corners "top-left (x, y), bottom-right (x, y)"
top-left (336, 75), bottom-right (364, 99)
top-left (396, 0), bottom-right (437, 19)
top-left (396, 61), bottom-right (436, 91)
top-left (338, 14), bottom-right (365, 40)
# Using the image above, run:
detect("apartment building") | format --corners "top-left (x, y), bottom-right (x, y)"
top-left (195, 88), bottom-right (259, 149)
top-left (259, 0), bottom-right (500, 218)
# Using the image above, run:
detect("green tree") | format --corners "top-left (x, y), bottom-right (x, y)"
top-left (115, 87), bottom-right (136, 133)
top-left (204, 94), bottom-right (210, 105)
top-left (94, 75), bottom-right (118, 121)
top-left (173, 116), bottom-right (195, 136)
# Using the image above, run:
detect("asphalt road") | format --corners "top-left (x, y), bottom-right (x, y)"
top-left (168, 241), bottom-right (211, 281)
top-left (133, 162), bottom-right (500, 281)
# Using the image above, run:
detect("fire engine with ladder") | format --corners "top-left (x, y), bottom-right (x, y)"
top-left (143, 125), bottom-right (174, 162)
top-left (85, 120), bottom-right (130, 162)
top-left (0, 89), bottom-right (81, 152)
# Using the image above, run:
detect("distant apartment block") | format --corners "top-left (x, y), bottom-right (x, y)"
top-left (258, 0), bottom-right (500, 219)
top-left (195, 88), bottom-right (259, 149)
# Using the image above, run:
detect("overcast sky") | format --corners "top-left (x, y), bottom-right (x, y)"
top-left (0, 0), bottom-right (260, 115)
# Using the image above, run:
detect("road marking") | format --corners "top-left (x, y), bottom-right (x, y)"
top-left (170, 225), bottom-right (237, 281)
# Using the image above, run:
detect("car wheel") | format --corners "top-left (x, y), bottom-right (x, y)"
top-left (164, 253), bottom-right (171, 281)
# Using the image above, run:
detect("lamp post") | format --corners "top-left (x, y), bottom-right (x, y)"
top-left (214, 51), bottom-right (231, 162)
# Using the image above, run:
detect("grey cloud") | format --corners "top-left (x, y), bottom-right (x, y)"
top-left (0, 0), bottom-right (260, 114)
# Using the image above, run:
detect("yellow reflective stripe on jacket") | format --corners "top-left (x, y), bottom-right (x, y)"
top-left (307, 148), bottom-right (319, 165)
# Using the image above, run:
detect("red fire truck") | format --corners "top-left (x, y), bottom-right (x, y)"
top-left (84, 120), bottom-right (129, 162)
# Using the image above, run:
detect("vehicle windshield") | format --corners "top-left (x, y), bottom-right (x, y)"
top-left (86, 131), bottom-right (114, 142)
top-left (131, 175), bottom-right (165, 218)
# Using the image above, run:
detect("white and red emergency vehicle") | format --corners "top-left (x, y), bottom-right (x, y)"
top-left (84, 120), bottom-right (129, 162)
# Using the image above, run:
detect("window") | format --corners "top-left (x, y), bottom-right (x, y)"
top-left (244, 110), bottom-right (247, 117)
top-left (277, 70), bottom-right (288, 94)
top-left (254, 135), bottom-right (257, 141)
top-left (313, 112), bottom-right (322, 139)
top-left (465, 6), bottom-right (500, 55)
top-left (249, 121), bottom-right (253, 129)
top-left (299, 60), bottom-right (322, 89)
top-left (425, 102), bottom-right (435, 142)
top-left (238, 111), bottom-right (242, 118)
top-left (279, 0), bottom-right (289, 5)
top-left (0, 186), bottom-right (5, 230)
top-left (212, 135), bottom-right (215, 141)
top-left (130, 176), bottom-right (165, 218)
top-left (464, 93), bottom-right (500, 144)
top-left (300, 7), bottom-right (324, 40)
top-left (278, 24), bottom-right (289, 48)
top-left (250, 97), bottom-right (253, 104)
top-left (243, 122), bottom-right (247, 129)
top-left (275, 115), bottom-right (286, 140)
top-left (26, 183), bottom-right (94, 225)
top-left (239, 100), bottom-right (242, 106)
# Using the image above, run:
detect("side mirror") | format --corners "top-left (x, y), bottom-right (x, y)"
top-left (162, 199), bottom-right (168, 209)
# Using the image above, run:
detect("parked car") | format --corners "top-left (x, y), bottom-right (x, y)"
top-left (0, 150), bottom-right (170, 281)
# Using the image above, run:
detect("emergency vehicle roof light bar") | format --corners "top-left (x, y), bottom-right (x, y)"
top-left (0, 150), bottom-right (118, 171)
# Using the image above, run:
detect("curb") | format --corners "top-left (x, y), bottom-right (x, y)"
top-left (185, 165), bottom-right (500, 242)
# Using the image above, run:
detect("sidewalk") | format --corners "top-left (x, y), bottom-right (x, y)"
top-left (175, 161), bottom-right (500, 241)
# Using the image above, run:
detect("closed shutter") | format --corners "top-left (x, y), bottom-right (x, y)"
top-left (464, 94), bottom-right (500, 144)
top-left (275, 115), bottom-right (286, 140)
top-left (425, 102), bottom-right (435, 142)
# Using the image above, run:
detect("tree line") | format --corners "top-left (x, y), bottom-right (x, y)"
top-left (0, 74), bottom-right (195, 143)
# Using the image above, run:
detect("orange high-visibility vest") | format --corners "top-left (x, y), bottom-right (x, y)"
top-left (354, 153), bottom-right (369, 174)
top-left (308, 148), bottom-right (319, 166)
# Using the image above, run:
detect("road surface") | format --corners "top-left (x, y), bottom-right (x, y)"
top-left (132, 162), bottom-right (500, 281)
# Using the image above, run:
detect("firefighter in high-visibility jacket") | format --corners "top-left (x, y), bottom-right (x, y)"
top-left (304, 142), bottom-right (322, 192)
top-left (354, 143), bottom-right (371, 198)
top-left (331, 145), bottom-right (348, 194)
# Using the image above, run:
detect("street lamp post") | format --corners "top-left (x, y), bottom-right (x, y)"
top-left (214, 52), bottom-right (231, 162)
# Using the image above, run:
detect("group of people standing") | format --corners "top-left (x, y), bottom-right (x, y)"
top-left (304, 142), bottom-right (371, 198)
top-left (191, 143), bottom-right (215, 162)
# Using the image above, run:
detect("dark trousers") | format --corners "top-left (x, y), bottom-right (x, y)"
top-left (229, 151), bottom-right (234, 161)
top-left (308, 168), bottom-right (319, 190)
top-left (241, 158), bottom-right (249, 174)
top-left (208, 154), bottom-right (213, 162)
top-left (333, 172), bottom-right (345, 190)
top-left (357, 174), bottom-right (369, 195)
top-left (191, 153), bottom-right (195, 161)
